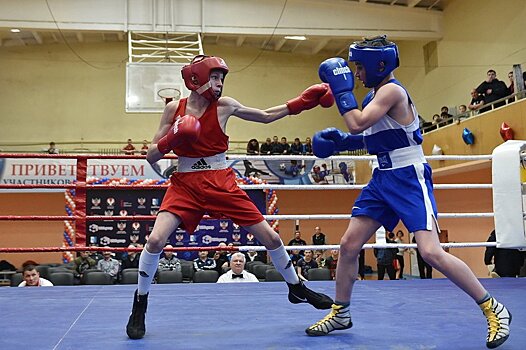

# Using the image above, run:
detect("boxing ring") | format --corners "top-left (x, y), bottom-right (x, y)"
top-left (1, 142), bottom-right (526, 349)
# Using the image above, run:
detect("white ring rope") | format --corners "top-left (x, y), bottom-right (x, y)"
top-left (262, 213), bottom-right (494, 220)
top-left (239, 184), bottom-right (493, 190)
top-left (237, 242), bottom-right (497, 252)
top-left (227, 154), bottom-right (493, 161)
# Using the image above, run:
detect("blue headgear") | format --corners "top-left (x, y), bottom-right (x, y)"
top-left (348, 36), bottom-right (399, 88)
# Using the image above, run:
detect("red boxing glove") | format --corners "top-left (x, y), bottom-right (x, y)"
top-left (286, 83), bottom-right (335, 115)
top-left (157, 115), bottom-right (201, 154)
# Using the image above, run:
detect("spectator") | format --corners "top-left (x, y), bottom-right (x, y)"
top-left (18, 264), bottom-right (53, 287)
top-left (324, 249), bottom-right (339, 280)
top-left (47, 142), bottom-right (59, 154)
top-left (431, 113), bottom-right (441, 127)
top-left (288, 230), bottom-right (307, 247)
top-left (245, 249), bottom-right (265, 263)
top-left (418, 115), bottom-right (432, 131)
top-left (212, 243), bottom-right (230, 274)
top-left (122, 138), bottom-right (136, 155)
top-left (290, 249), bottom-right (303, 267)
top-left (290, 138), bottom-right (303, 155)
top-left (73, 251), bottom-right (97, 280)
top-left (468, 88), bottom-right (485, 114)
top-left (0, 259), bottom-right (16, 272)
top-left (314, 250), bottom-right (325, 267)
top-left (217, 252), bottom-right (259, 283)
top-left (260, 137), bottom-right (272, 155)
top-left (97, 251), bottom-right (120, 282)
top-left (440, 106), bottom-right (453, 122)
top-left (506, 71), bottom-right (516, 104)
top-left (484, 230), bottom-right (525, 277)
top-left (280, 137), bottom-right (291, 154)
top-left (312, 226), bottom-right (326, 245)
top-left (246, 138), bottom-right (260, 155)
top-left (296, 250), bottom-right (318, 281)
top-left (476, 69), bottom-right (508, 112)
top-left (158, 245), bottom-right (181, 272)
top-left (394, 230), bottom-right (407, 279)
top-left (456, 104), bottom-right (468, 120)
top-left (122, 244), bottom-right (142, 271)
top-left (270, 136), bottom-right (283, 154)
top-left (358, 249), bottom-right (366, 280)
top-left (373, 233), bottom-right (397, 280)
top-left (303, 137), bottom-right (313, 155)
top-left (140, 140), bottom-right (149, 155)
top-left (193, 250), bottom-right (216, 271)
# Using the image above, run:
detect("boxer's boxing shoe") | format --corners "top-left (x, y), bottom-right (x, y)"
top-left (287, 281), bottom-right (333, 309)
top-left (479, 297), bottom-right (511, 349)
top-left (126, 290), bottom-right (148, 339)
top-left (305, 303), bottom-right (352, 336)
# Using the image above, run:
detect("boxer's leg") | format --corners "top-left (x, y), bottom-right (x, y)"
top-left (306, 216), bottom-right (379, 336)
top-left (127, 211), bottom-right (182, 339)
top-left (245, 220), bottom-right (333, 310)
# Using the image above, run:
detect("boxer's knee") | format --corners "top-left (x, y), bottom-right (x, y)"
top-left (419, 246), bottom-right (445, 267)
top-left (145, 233), bottom-right (165, 253)
top-left (340, 235), bottom-right (361, 258)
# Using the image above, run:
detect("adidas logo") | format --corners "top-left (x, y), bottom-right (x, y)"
top-left (191, 158), bottom-right (212, 170)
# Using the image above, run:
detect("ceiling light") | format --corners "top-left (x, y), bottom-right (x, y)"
top-left (284, 35), bottom-right (307, 41)
top-left (10, 28), bottom-right (21, 33)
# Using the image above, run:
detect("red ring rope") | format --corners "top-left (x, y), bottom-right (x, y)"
top-left (0, 246), bottom-right (239, 253)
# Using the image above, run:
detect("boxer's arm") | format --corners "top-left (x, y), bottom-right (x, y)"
top-left (217, 84), bottom-right (333, 124)
top-left (146, 101), bottom-right (179, 164)
top-left (218, 96), bottom-right (291, 124)
top-left (342, 84), bottom-right (405, 134)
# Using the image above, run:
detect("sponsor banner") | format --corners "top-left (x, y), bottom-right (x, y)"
top-left (0, 157), bottom-right (354, 188)
top-left (86, 189), bottom-right (264, 261)
top-left (0, 158), bottom-right (172, 187)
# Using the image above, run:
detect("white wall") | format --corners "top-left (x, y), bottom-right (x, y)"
top-left (1, 0), bottom-right (525, 146)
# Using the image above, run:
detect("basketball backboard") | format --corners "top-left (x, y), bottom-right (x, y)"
top-left (126, 62), bottom-right (190, 113)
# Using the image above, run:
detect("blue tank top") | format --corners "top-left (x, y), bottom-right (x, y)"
top-left (361, 79), bottom-right (423, 155)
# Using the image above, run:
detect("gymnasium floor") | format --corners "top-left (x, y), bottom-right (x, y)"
top-left (1, 278), bottom-right (524, 350)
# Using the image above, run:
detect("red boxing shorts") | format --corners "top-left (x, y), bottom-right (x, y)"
top-left (160, 168), bottom-right (265, 233)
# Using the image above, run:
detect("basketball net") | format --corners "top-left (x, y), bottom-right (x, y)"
top-left (157, 88), bottom-right (181, 105)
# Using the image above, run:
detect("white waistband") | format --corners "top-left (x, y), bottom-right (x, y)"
top-left (372, 145), bottom-right (426, 170)
top-left (177, 153), bottom-right (228, 172)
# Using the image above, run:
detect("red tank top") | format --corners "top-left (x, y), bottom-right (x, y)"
top-left (170, 98), bottom-right (229, 157)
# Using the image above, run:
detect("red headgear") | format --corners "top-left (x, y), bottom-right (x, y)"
top-left (181, 55), bottom-right (229, 101)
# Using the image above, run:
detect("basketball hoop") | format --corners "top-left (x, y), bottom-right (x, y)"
top-left (157, 87), bottom-right (181, 105)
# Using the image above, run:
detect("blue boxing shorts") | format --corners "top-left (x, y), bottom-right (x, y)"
top-left (352, 162), bottom-right (438, 233)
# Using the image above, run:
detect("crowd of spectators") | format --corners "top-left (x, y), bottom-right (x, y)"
top-left (252, 136), bottom-right (313, 156)
top-left (422, 68), bottom-right (526, 133)
top-left (120, 139), bottom-right (150, 155)
top-left (10, 226), bottom-right (519, 285)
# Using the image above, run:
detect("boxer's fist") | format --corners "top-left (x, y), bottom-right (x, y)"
top-left (313, 127), bottom-right (365, 158)
top-left (157, 115), bottom-right (201, 154)
top-left (286, 83), bottom-right (334, 115)
top-left (313, 130), bottom-right (336, 158)
top-left (319, 58), bottom-right (358, 115)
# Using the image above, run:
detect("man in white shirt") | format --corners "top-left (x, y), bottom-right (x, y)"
top-left (18, 265), bottom-right (53, 287)
top-left (217, 252), bottom-right (259, 283)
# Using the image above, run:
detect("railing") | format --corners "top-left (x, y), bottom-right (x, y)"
top-left (0, 140), bottom-right (369, 156)
top-left (0, 140), bottom-right (251, 155)
top-left (422, 90), bottom-right (525, 134)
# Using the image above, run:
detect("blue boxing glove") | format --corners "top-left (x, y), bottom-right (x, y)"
top-left (313, 127), bottom-right (365, 158)
top-left (319, 57), bottom-right (358, 115)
